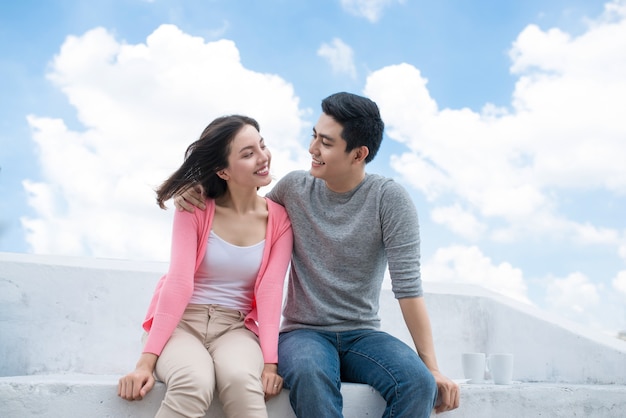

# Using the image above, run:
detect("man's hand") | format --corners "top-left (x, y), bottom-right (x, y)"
top-left (173, 184), bottom-right (206, 212)
top-left (261, 363), bottom-right (283, 401)
top-left (433, 370), bottom-right (460, 413)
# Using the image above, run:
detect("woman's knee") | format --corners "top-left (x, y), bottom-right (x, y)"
top-left (217, 364), bottom-right (261, 389)
top-left (167, 365), bottom-right (214, 398)
top-left (159, 367), bottom-right (215, 417)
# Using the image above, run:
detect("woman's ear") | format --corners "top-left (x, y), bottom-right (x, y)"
top-left (217, 170), bottom-right (230, 180)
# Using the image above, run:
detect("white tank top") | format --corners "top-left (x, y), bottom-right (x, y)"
top-left (189, 230), bottom-right (265, 313)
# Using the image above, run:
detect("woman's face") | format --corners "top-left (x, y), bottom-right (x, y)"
top-left (221, 124), bottom-right (272, 189)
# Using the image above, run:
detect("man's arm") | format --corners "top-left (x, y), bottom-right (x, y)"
top-left (398, 296), bottom-right (460, 414)
top-left (173, 184), bottom-right (206, 212)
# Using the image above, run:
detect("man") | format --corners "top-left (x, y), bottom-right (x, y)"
top-left (176, 92), bottom-right (459, 417)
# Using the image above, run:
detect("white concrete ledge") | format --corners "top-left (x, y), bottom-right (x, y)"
top-left (1, 374), bottom-right (625, 418)
top-left (0, 375), bottom-right (384, 418)
top-left (2, 252), bottom-right (626, 417)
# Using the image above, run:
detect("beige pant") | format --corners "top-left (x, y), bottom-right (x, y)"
top-left (151, 304), bottom-right (267, 418)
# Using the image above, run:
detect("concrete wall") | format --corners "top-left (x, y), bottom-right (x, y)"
top-left (383, 283), bottom-right (626, 384)
top-left (2, 252), bottom-right (626, 417)
top-left (1, 251), bottom-right (625, 383)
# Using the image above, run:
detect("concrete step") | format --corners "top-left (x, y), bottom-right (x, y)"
top-left (0, 375), bottom-right (382, 418)
top-left (448, 381), bottom-right (626, 417)
top-left (1, 374), bottom-right (625, 417)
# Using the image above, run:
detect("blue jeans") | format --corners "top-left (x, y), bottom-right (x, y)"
top-left (278, 329), bottom-right (437, 418)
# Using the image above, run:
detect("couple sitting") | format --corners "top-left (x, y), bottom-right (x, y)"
top-left (118, 92), bottom-right (459, 418)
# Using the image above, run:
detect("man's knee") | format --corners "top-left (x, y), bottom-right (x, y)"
top-left (400, 366), bottom-right (437, 408)
top-left (280, 332), bottom-right (323, 372)
top-left (280, 353), bottom-right (334, 390)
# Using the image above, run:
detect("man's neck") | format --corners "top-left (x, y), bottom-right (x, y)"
top-left (324, 170), bottom-right (366, 194)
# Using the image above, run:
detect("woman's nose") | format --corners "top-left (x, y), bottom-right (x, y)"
top-left (260, 149), bottom-right (270, 163)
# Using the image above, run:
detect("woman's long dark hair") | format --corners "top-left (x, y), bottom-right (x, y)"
top-left (156, 115), bottom-right (260, 208)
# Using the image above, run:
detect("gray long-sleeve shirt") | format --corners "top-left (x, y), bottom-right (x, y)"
top-left (268, 170), bottom-right (422, 332)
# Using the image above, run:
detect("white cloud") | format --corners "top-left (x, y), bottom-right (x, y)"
top-left (430, 204), bottom-right (486, 241)
top-left (541, 271), bottom-right (626, 334)
top-left (614, 271), bottom-right (626, 296)
top-left (490, 213), bottom-right (622, 245)
top-left (340, 0), bottom-right (403, 23)
top-left (422, 245), bottom-right (530, 304)
top-left (23, 24), bottom-right (310, 261)
top-left (206, 20), bottom-right (230, 39)
top-left (619, 244), bottom-right (626, 260)
top-left (545, 272), bottom-right (600, 314)
top-left (317, 38), bottom-right (357, 79)
top-left (363, 4), bottom-right (626, 249)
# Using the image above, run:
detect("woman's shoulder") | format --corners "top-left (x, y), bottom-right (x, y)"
top-left (174, 198), bottom-right (215, 221)
top-left (265, 196), bottom-right (287, 214)
top-left (265, 197), bottom-right (292, 229)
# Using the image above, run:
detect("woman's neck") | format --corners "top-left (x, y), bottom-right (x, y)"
top-left (215, 188), bottom-right (262, 215)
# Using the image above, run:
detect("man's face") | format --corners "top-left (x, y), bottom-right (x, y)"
top-left (308, 113), bottom-right (355, 183)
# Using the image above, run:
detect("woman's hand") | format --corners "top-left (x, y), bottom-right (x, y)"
top-left (173, 184), bottom-right (206, 212)
top-left (117, 353), bottom-right (158, 401)
top-left (261, 363), bottom-right (283, 400)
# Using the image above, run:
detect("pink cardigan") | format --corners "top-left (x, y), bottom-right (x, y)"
top-left (142, 197), bottom-right (293, 364)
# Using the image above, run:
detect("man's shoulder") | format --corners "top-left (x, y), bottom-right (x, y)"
top-left (364, 173), bottom-right (406, 194)
top-left (365, 172), bottom-right (393, 185)
top-left (268, 170), bottom-right (312, 204)
top-left (280, 170), bottom-right (309, 183)
top-left (363, 174), bottom-right (415, 212)
top-left (275, 170), bottom-right (314, 191)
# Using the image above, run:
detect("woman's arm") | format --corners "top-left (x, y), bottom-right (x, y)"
top-left (142, 208), bottom-right (200, 355)
top-left (256, 209), bottom-right (293, 399)
top-left (255, 212), bottom-right (293, 363)
top-left (119, 208), bottom-right (205, 402)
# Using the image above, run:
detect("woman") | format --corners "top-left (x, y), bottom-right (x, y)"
top-left (118, 115), bottom-right (293, 418)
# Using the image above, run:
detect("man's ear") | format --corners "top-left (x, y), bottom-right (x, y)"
top-left (353, 146), bottom-right (369, 163)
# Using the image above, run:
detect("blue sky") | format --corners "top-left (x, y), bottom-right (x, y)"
top-left (1, 0), bottom-right (625, 337)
